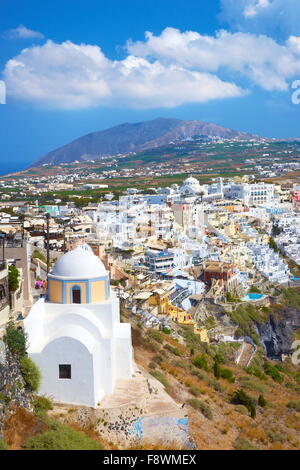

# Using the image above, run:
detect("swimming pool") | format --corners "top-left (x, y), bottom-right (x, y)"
top-left (242, 293), bottom-right (264, 301)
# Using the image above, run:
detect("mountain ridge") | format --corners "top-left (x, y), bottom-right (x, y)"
top-left (31, 117), bottom-right (259, 167)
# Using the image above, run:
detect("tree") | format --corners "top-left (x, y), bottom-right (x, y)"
top-left (8, 265), bottom-right (20, 292)
top-left (250, 405), bottom-right (256, 419)
top-left (231, 389), bottom-right (256, 419)
top-left (250, 286), bottom-right (261, 294)
top-left (32, 249), bottom-right (46, 264)
top-left (258, 394), bottom-right (267, 408)
top-left (268, 237), bottom-right (279, 253)
top-left (213, 360), bottom-right (221, 379)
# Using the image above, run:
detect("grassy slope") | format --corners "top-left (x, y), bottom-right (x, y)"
top-left (129, 303), bottom-right (300, 451)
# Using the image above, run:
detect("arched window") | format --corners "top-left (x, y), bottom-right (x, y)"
top-left (71, 285), bottom-right (81, 304)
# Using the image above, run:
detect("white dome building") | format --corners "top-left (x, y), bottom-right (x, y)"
top-left (180, 176), bottom-right (206, 196)
top-left (24, 244), bottom-right (133, 407)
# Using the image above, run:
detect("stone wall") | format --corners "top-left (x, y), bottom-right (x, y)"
top-left (0, 345), bottom-right (32, 439)
top-left (64, 404), bottom-right (190, 449)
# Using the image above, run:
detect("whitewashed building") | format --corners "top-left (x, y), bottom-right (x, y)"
top-left (224, 183), bottom-right (274, 205)
top-left (24, 244), bottom-right (133, 407)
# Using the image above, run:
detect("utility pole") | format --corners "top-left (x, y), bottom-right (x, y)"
top-left (21, 215), bottom-right (25, 247)
top-left (46, 213), bottom-right (50, 275)
top-left (0, 234), bottom-right (5, 266)
top-left (63, 224), bottom-right (66, 253)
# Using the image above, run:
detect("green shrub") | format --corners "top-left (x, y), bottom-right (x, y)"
top-left (162, 328), bottom-right (171, 334)
top-left (33, 395), bottom-right (53, 414)
top-left (295, 373), bottom-right (300, 384)
top-left (8, 265), bottom-right (20, 292)
top-left (275, 362), bottom-right (285, 373)
top-left (0, 440), bottom-right (7, 450)
top-left (249, 286), bottom-right (261, 294)
top-left (213, 352), bottom-right (226, 364)
top-left (150, 370), bottom-right (170, 390)
top-left (187, 399), bottom-right (213, 420)
top-left (239, 376), bottom-right (267, 393)
top-left (205, 316), bottom-right (217, 330)
top-left (189, 386), bottom-right (201, 397)
top-left (234, 437), bottom-right (258, 450)
top-left (246, 366), bottom-right (267, 382)
top-left (20, 356), bottom-right (41, 392)
top-left (171, 359), bottom-right (188, 370)
top-left (220, 368), bottom-right (235, 383)
top-left (285, 382), bottom-right (300, 392)
top-left (229, 305), bottom-right (264, 344)
top-left (147, 329), bottom-right (163, 344)
top-left (261, 306), bottom-right (270, 313)
top-left (152, 354), bottom-right (163, 365)
top-left (192, 355), bottom-right (209, 371)
top-left (25, 419), bottom-right (104, 450)
top-left (258, 394), bottom-right (267, 408)
top-left (207, 379), bottom-right (224, 393)
top-left (234, 405), bottom-right (249, 415)
top-left (281, 288), bottom-right (300, 309)
top-left (181, 327), bottom-right (207, 354)
top-left (148, 361), bottom-right (157, 370)
top-left (139, 336), bottom-right (160, 353)
top-left (231, 389), bottom-right (256, 419)
top-left (4, 323), bottom-right (27, 356)
top-left (190, 368), bottom-right (208, 381)
top-left (164, 343), bottom-right (181, 356)
top-left (267, 430), bottom-right (285, 443)
top-left (287, 401), bottom-right (300, 412)
top-left (264, 362), bottom-right (283, 383)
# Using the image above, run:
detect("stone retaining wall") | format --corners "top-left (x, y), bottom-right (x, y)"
top-left (0, 346), bottom-right (32, 439)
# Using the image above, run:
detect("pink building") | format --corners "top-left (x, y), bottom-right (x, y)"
top-left (291, 190), bottom-right (300, 203)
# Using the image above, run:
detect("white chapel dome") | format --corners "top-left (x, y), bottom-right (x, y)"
top-left (184, 177), bottom-right (200, 186)
top-left (51, 245), bottom-right (107, 279)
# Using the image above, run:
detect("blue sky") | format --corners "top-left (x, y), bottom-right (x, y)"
top-left (1, 0), bottom-right (300, 173)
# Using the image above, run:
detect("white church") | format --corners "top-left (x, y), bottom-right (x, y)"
top-left (179, 176), bottom-right (207, 196)
top-left (24, 244), bottom-right (133, 408)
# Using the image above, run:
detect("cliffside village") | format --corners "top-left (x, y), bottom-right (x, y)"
top-left (1, 174), bottom-right (300, 349)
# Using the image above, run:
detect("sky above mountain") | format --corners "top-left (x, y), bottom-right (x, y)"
top-left (1, 0), bottom-right (300, 173)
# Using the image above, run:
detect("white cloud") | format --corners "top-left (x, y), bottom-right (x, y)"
top-left (219, 0), bottom-right (300, 39)
top-left (5, 24), bottom-right (300, 110)
top-left (3, 40), bottom-right (245, 109)
top-left (5, 24), bottom-right (44, 40)
top-left (244, 0), bottom-right (271, 18)
top-left (127, 27), bottom-right (300, 92)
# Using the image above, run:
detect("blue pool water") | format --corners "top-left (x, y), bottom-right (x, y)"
top-left (243, 293), bottom-right (264, 301)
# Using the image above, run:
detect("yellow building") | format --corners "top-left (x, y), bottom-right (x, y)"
top-left (48, 244), bottom-right (109, 304)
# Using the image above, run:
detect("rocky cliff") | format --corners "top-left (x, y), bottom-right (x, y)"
top-left (256, 307), bottom-right (300, 358)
